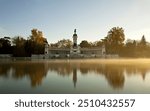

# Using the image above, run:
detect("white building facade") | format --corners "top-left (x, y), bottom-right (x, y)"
top-left (45, 29), bottom-right (106, 58)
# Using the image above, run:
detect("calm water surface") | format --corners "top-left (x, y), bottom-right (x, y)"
top-left (0, 59), bottom-right (150, 93)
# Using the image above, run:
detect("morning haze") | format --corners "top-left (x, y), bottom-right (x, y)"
top-left (0, 0), bottom-right (150, 93)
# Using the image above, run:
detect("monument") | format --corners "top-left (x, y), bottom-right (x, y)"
top-left (47, 29), bottom-right (106, 58)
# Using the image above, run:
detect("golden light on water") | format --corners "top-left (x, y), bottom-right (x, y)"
top-left (46, 58), bottom-right (150, 66)
top-left (1, 58), bottom-right (150, 93)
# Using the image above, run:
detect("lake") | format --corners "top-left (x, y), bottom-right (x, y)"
top-left (0, 59), bottom-right (150, 94)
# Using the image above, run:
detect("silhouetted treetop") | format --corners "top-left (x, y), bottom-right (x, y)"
top-left (107, 27), bottom-right (125, 45)
top-left (80, 40), bottom-right (91, 48)
top-left (140, 35), bottom-right (146, 46)
top-left (30, 29), bottom-right (47, 45)
top-left (50, 39), bottom-right (72, 48)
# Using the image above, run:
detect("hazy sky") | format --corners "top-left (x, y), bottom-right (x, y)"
top-left (0, 0), bottom-right (150, 43)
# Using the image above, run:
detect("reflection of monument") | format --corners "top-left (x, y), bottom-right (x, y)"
top-left (1, 62), bottom-right (150, 91)
top-left (73, 68), bottom-right (77, 88)
top-left (140, 70), bottom-right (147, 80)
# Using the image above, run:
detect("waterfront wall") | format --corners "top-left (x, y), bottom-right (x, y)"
top-left (31, 54), bottom-right (45, 59)
top-left (0, 54), bottom-right (12, 58)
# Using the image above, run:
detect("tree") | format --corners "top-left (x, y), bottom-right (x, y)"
top-left (106, 27), bottom-right (125, 54)
top-left (101, 36), bottom-right (112, 54)
top-left (137, 35), bottom-right (148, 57)
top-left (30, 29), bottom-right (47, 54)
top-left (12, 36), bottom-right (25, 46)
top-left (57, 39), bottom-right (72, 48)
top-left (24, 39), bottom-right (33, 57)
top-left (123, 39), bottom-right (137, 57)
top-left (95, 40), bottom-right (103, 47)
top-left (0, 37), bottom-right (12, 54)
top-left (79, 40), bottom-right (91, 48)
top-left (12, 36), bottom-right (26, 57)
top-left (50, 39), bottom-right (72, 48)
top-left (140, 35), bottom-right (146, 46)
top-left (31, 29), bottom-right (46, 44)
top-left (107, 27), bottom-right (125, 45)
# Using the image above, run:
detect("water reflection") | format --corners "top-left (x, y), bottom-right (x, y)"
top-left (0, 62), bottom-right (48, 87)
top-left (73, 68), bottom-right (77, 88)
top-left (0, 60), bottom-right (150, 93)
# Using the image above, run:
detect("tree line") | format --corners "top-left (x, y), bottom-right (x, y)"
top-left (50, 27), bottom-right (150, 57)
top-left (0, 27), bottom-right (150, 57)
top-left (0, 29), bottom-right (47, 57)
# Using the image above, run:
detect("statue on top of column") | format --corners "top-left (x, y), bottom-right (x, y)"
top-left (74, 29), bottom-right (76, 34)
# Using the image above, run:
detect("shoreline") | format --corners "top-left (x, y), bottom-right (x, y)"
top-left (1, 57), bottom-right (150, 64)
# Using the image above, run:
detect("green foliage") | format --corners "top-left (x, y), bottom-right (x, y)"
top-left (140, 35), bottom-right (146, 46)
top-left (30, 29), bottom-right (47, 44)
top-left (12, 36), bottom-right (26, 57)
top-left (80, 40), bottom-right (91, 48)
top-left (9, 29), bottom-right (47, 56)
top-left (0, 37), bottom-right (12, 54)
top-left (50, 39), bottom-right (72, 48)
top-left (12, 36), bottom-right (26, 46)
top-left (103, 27), bottom-right (125, 54)
top-left (107, 27), bottom-right (125, 45)
top-left (122, 36), bottom-right (150, 57)
top-left (1, 27), bottom-right (150, 58)
top-left (30, 29), bottom-right (47, 54)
